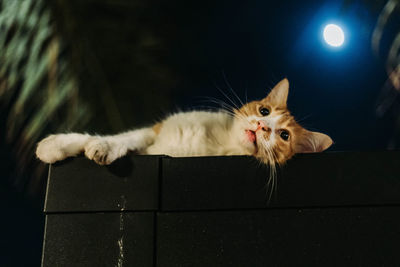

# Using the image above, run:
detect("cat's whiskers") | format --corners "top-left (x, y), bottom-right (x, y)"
top-left (234, 111), bottom-right (250, 123)
top-left (259, 138), bottom-right (278, 202)
top-left (196, 93), bottom-right (282, 203)
top-left (222, 71), bottom-right (245, 107)
top-left (195, 99), bottom-right (253, 137)
top-left (197, 94), bottom-right (251, 123)
top-left (214, 83), bottom-right (242, 111)
top-left (198, 97), bottom-right (238, 112)
top-left (196, 98), bottom-right (238, 118)
top-left (295, 114), bottom-right (312, 124)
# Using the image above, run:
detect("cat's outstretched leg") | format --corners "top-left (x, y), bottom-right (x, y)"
top-left (36, 133), bottom-right (91, 164)
top-left (36, 127), bottom-right (156, 165)
top-left (84, 127), bottom-right (156, 165)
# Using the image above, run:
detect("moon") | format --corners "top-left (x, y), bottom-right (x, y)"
top-left (323, 24), bottom-right (345, 47)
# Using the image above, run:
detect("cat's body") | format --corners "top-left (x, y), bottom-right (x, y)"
top-left (36, 111), bottom-right (253, 165)
top-left (36, 79), bottom-right (333, 166)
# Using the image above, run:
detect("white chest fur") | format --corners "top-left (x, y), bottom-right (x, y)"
top-left (146, 111), bottom-right (248, 156)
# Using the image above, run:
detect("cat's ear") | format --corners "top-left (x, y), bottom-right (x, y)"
top-left (295, 130), bottom-right (333, 153)
top-left (265, 78), bottom-right (289, 108)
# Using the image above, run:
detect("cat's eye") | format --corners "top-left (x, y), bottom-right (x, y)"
top-left (259, 107), bottom-right (270, 116)
top-left (280, 130), bottom-right (290, 141)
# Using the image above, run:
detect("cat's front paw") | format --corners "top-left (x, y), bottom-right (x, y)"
top-left (36, 135), bottom-right (67, 164)
top-left (84, 138), bottom-right (127, 165)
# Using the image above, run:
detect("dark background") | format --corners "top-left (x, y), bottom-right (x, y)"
top-left (1, 0), bottom-right (398, 265)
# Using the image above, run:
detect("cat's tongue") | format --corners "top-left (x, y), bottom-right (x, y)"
top-left (245, 130), bottom-right (256, 143)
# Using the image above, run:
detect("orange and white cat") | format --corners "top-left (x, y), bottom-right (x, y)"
top-left (36, 79), bottom-right (332, 166)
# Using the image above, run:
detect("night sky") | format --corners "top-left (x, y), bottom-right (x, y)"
top-left (163, 0), bottom-right (391, 151)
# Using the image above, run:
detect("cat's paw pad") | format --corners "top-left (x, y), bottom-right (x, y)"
top-left (84, 139), bottom-right (127, 165)
top-left (36, 135), bottom-right (67, 164)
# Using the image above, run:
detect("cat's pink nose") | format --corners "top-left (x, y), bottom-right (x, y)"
top-left (257, 121), bottom-right (270, 132)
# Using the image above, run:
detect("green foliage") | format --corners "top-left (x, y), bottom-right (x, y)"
top-left (0, 0), bottom-right (89, 193)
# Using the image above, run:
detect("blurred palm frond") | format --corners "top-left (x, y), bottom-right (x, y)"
top-left (373, 0), bottom-right (400, 91)
top-left (0, 0), bottom-right (90, 193)
top-left (372, 0), bottom-right (400, 147)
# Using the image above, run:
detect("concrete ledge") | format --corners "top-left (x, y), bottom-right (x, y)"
top-left (42, 151), bottom-right (400, 266)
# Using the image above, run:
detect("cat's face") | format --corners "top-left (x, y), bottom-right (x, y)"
top-left (234, 78), bottom-right (332, 165)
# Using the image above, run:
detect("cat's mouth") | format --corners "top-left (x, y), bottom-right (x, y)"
top-left (245, 130), bottom-right (257, 146)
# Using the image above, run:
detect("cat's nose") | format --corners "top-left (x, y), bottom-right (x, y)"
top-left (257, 121), bottom-right (270, 132)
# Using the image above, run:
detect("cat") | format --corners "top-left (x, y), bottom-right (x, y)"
top-left (36, 78), bottom-right (333, 168)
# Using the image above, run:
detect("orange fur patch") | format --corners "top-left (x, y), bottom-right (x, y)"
top-left (153, 122), bottom-right (163, 135)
